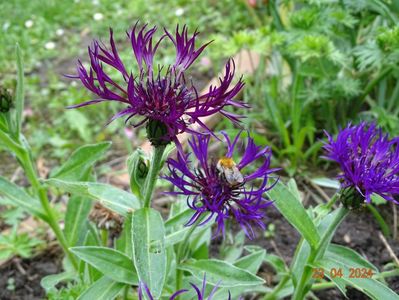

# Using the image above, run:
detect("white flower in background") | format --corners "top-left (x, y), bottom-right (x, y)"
top-left (92, 0), bottom-right (99, 6)
top-left (25, 20), bottom-right (34, 28)
top-left (3, 22), bottom-right (10, 31)
top-left (93, 13), bottom-right (104, 21)
top-left (56, 28), bottom-right (64, 36)
top-left (44, 41), bottom-right (56, 50)
top-left (175, 8), bottom-right (184, 16)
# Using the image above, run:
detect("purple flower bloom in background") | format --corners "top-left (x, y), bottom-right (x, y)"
top-left (138, 275), bottom-right (231, 299)
top-left (164, 131), bottom-right (277, 238)
top-left (324, 122), bottom-right (399, 204)
top-left (68, 23), bottom-right (245, 148)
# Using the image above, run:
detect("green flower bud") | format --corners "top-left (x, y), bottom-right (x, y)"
top-left (339, 187), bottom-right (365, 210)
top-left (0, 88), bottom-right (13, 113)
top-left (146, 119), bottom-right (171, 147)
top-left (127, 149), bottom-right (149, 199)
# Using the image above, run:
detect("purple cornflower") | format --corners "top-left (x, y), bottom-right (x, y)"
top-left (324, 122), bottom-right (399, 204)
top-left (138, 275), bottom-right (231, 299)
top-left (68, 23), bottom-right (245, 149)
top-left (163, 131), bottom-right (277, 238)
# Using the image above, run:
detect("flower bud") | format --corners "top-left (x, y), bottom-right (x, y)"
top-left (127, 149), bottom-right (149, 199)
top-left (146, 119), bottom-right (170, 147)
top-left (0, 88), bottom-right (13, 113)
top-left (339, 187), bottom-right (365, 210)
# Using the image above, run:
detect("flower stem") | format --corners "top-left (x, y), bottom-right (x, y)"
top-left (143, 145), bottom-right (166, 208)
top-left (367, 204), bottom-right (391, 237)
top-left (20, 149), bottom-right (79, 270)
top-left (292, 206), bottom-right (349, 300)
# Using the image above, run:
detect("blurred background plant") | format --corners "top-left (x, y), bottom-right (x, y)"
top-left (2, 0), bottom-right (399, 174)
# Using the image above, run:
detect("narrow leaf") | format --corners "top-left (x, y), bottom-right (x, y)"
top-left (78, 276), bottom-right (125, 300)
top-left (15, 44), bottom-right (24, 134)
top-left (132, 208), bottom-right (166, 299)
top-left (70, 246), bottom-right (138, 284)
top-left (267, 181), bottom-right (320, 248)
top-left (315, 258), bottom-right (399, 300)
top-left (179, 259), bottom-right (265, 287)
top-left (46, 179), bottom-right (139, 216)
top-left (64, 195), bottom-right (92, 246)
top-left (51, 142), bottom-right (111, 180)
top-left (0, 176), bottom-right (47, 221)
top-left (234, 250), bottom-right (265, 274)
top-left (40, 272), bottom-right (75, 293)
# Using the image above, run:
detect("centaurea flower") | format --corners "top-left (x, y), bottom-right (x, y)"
top-left (68, 23), bottom-right (245, 149)
top-left (164, 132), bottom-right (277, 238)
top-left (324, 122), bottom-right (399, 205)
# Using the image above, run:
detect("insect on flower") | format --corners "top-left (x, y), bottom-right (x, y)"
top-left (216, 156), bottom-right (244, 186)
top-left (164, 131), bottom-right (278, 238)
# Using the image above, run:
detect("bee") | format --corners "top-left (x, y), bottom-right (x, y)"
top-left (217, 157), bottom-right (244, 186)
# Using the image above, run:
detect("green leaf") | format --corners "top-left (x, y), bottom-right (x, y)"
top-left (326, 244), bottom-right (378, 271)
top-left (15, 44), bottom-right (24, 134)
top-left (70, 246), bottom-right (138, 285)
top-left (234, 250), bottom-right (266, 274)
top-left (40, 271), bottom-right (75, 293)
top-left (64, 195), bottom-right (92, 246)
top-left (165, 208), bottom-right (193, 231)
top-left (132, 208), bottom-right (166, 299)
top-left (0, 176), bottom-right (47, 221)
top-left (116, 213), bottom-right (133, 258)
top-left (46, 178), bottom-right (140, 216)
top-left (164, 223), bottom-right (212, 247)
top-left (51, 142), bottom-right (111, 180)
top-left (315, 258), bottom-right (399, 300)
top-left (267, 181), bottom-right (320, 249)
top-left (78, 276), bottom-right (125, 300)
top-left (311, 177), bottom-right (340, 189)
top-left (179, 259), bottom-right (265, 287)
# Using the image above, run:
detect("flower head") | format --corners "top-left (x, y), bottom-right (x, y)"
top-left (324, 122), bottom-right (399, 205)
top-left (163, 132), bottom-right (277, 238)
top-left (69, 23), bottom-right (245, 149)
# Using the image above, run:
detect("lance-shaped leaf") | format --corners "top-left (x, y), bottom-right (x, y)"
top-left (78, 276), bottom-right (126, 300)
top-left (179, 259), bottom-right (265, 287)
top-left (0, 176), bottom-right (47, 221)
top-left (51, 142), bottom-right (111, 180)
top-left (132, 208), bottom-right (166, 299)
top-left (70, 246), bottom-right (138, 285)
top-left (46, 178), bottom-right (140, 216)
top-left (267, 181), bottom-right (320, 249)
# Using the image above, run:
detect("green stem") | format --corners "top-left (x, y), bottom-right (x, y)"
top-left (143, 145), bottom-right (166, 208)
top-left (175, 214), bottom-right (207, 292)
top-left (367, 205), bottom-right (391, 237)
top-left (293, 206), bottom-right (349, 300)
top-left (263, 274), bottom-right (290, 300)
top-left (20, 149), bottom-right (79, 270)
top-left (101, 229), bottom-right (108, 247)
top-left (359, 67), bottom-right (392, 103)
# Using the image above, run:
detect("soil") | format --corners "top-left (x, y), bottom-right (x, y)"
top-left (0, 246), bottom-right (62, 300)
top-left (0, 202), bottom-right (398, 299)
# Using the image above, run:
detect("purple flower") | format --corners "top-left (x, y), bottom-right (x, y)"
top-left (163, 131), bottom-right (277, 238)
top-left (68, 23), bottom-right (245, 149)
top-left (324, 122), bottom-right (399, 204)
top-left (138, 275), bottom-right (231, 299)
